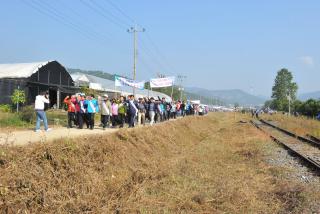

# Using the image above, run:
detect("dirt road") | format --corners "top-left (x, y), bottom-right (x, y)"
top-left (0, 127), bottom-right (118, 146)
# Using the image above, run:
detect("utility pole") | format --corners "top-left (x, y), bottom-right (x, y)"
top-left (177, 75), bottom-right (187, 101)
top-left (127, 24), bottom-right (145, 95)
top-left (287, 91), bottom-right (291, 116)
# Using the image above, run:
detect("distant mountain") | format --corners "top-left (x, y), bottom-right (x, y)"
top-left (184, 91), bottom-right (225, 105)
top-left (68, 68), bottom-right (115, 81)
top-left (185, 87), bottom-right (265, 106)
top-left (299, 91), bottom-right (320, 101)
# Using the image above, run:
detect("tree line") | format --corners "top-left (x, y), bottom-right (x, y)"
top-left (265, 68), bottom-right (320, 117)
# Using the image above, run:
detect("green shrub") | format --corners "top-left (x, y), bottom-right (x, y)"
top-left (11, 89), bottom-right (26, 112)
top-left (46, 110), bottom-right (68, 126)
top-left (20, 106), bottom-right (36, 123)
top-left (0, 113), bottom-right (28, 127)
top-left (0, 104), bottom-right (11, 113)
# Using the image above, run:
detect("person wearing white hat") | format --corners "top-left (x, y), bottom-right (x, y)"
top-left (99, 94), bottom-right (112, 130)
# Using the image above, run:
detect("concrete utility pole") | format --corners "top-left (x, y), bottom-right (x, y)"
top-left (127, 25), bottom-right (145, 95)
top-left (287, 91), bottom-right (291, 116)
top-left (177, 75), bottom-right (187, 101)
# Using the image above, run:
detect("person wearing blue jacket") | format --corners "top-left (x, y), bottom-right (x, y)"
top-left (84, 94), bottom-right (99, 130)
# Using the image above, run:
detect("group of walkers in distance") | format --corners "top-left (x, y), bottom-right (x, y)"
top-left (34, 90), bottom-right (208, 131)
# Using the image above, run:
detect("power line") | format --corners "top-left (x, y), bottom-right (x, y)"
top-left (104, 0), bottom-right (136, 24)
top-left (31, 0), bottom-right (103, 40)
top-left (79, 0), bottom-right (128, 30)
top-left (137, 53), bottom-right (158, 77)
top-left (101, 1), bottom-right (178, 78)
top-left (89, 0), bottom-right (131, 28)
top-left (136, 44), bottom-right (160, 76)
top-left (21, 0), bottom-right (111, 45)
top-left (54, 0), bottom-right (115, 39)
top-left (100, 0), bottom-right (174, 76)
top-left (137, 38), bottom-right (170, 75)
top-left (144, 32), bottom-right (177, 75)
top-left (21, 0), bottom-right (98, 42)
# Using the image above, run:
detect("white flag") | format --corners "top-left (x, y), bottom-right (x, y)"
top-left (150, 76), bottom-right (175, 88)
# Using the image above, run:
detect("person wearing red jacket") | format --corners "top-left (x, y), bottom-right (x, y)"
top-left (64, 95), bottom-right (77, 128)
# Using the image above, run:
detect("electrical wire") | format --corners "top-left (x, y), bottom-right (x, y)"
top-left (54, 0), bottom-right (115, 39)
top-left (79, 0), bottom-right (128, 30)
top-left (21, 0), bottom-right (110, 45)
top-left (137, 38), bottom-right (170, 75)
top-left (104, 0), bottom-right (136, 24)
top-left (89, 0), bottom-right (131, 28)
top-left (102, 0), bottom-right (176, 77)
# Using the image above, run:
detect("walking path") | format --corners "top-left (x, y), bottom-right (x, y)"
top-left (0, 116), bottom-right (186, 146)
top-left (0, 127), bottom-right (118, 146)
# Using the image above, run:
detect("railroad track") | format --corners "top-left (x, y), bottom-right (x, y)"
top-left (260, 119), bottom-right (320, 149)
top-left (251, 120), bottom-right (320, 172)
top-left (306, 134), bottom-right (320, 145)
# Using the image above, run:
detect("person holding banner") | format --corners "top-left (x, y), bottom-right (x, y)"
top-left (63, 95), bottom-right (77, 128)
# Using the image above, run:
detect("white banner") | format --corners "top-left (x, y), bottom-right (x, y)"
top-left (89, 83), bottom-right (103, 90)
top-left (115, 76), bottom-right (145, 90)
top-left (150, 76), bottom-right (175, 88)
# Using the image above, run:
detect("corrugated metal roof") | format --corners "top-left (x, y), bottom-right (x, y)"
top-left (0, 61), bottom-right (50, 78)
top-left (71, 72), bottom-right (172, 101)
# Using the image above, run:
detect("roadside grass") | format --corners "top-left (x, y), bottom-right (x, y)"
top-left (0, 113), bottom-right (319, 213)
top-left (0, 112), bottom-right (29, 128)
top-left (0, 109), bottom-right (68, 129)
top-left (262, 113), bottom-right (320, 137)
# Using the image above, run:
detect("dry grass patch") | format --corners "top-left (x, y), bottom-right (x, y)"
top-left (262, 114), bottom-right (320, 137)
top-left (0, 113), bottom-right (319, 213)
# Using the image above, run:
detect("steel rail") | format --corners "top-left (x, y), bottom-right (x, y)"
top-left (260, 119), bottom-right (320, 149)
top-left (306, 134), bottom-right (320, 144)
top-left (250, 120), bottom-right (320, 172)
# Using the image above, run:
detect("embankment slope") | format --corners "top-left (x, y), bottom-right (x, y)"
top-left (0, 113), bottom-right (319, 213)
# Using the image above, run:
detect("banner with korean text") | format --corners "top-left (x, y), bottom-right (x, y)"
top-left (115, 76), bottom-right (145, 90)
top-left (150, 76), bottom-right (175, 88)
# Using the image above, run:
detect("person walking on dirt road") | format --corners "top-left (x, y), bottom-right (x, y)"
top-left (99, 94), bottom-right (112, 130)
top-left (85, 94), bottom-right (99, 130)
top-left (128, 95), bottom-right (138, 128)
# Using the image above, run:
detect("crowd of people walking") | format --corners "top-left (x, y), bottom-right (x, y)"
top-left (34, 91), bottom-right (207, 131)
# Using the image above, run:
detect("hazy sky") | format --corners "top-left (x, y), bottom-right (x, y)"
top-left (0, 0), bottom-right (319, 97)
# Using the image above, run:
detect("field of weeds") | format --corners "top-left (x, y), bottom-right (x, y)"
top-left (262, 113), bottom-right (320, 137)
top-left (0, 113), bottom-right (319, 213)
top-left (0, 109), bottom-right (68, 130)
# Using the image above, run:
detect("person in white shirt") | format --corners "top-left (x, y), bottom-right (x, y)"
top-left (34, 91), bottom-right (51, 132)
